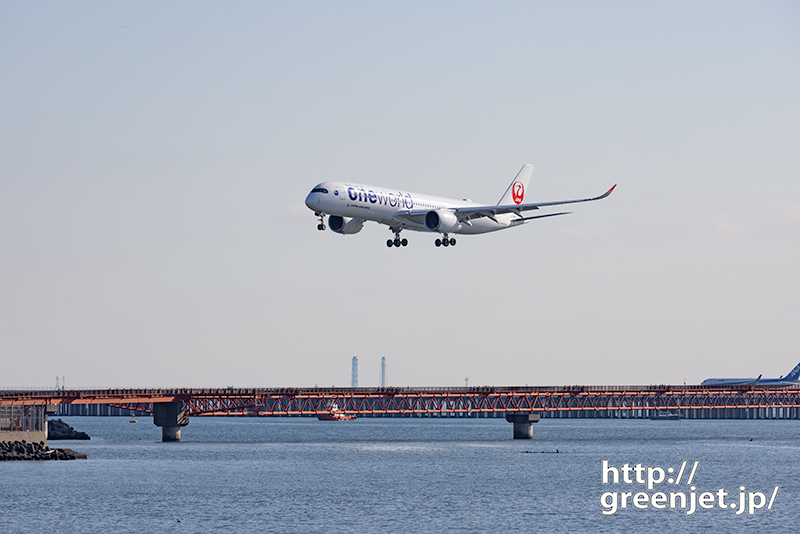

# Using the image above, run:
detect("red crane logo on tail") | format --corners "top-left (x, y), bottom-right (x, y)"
top-left (512, 182), bottom-right (525, 204)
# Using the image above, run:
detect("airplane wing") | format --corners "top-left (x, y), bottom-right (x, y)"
top-left (453, 184), bottom-right (616, 222)
top-left (390, 184), bottom-right (616, 226)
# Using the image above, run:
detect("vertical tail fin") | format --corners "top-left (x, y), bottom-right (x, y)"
top-left (783, 362), bottom-right (800, 381)
top-left (497, 164), bottom-right (534, 205)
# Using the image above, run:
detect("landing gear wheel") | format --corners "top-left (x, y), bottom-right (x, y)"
top-left (388, 227), bottom-right (407, 249)
top-left (435, 239), bottom-right (442, 247)
top-left (442, 238), bottom-right (449, 247)
top-left (449, 238), bottom-right (456, 246)
top-left (316, 212), bottom-right (327, 231)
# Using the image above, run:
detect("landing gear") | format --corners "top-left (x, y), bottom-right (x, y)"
top-left (387, 228), bottom-right (408, 248)
top-left (315, 212), bottom-right (326, 231)
top-left (435, 235), bottom-right (456, 247)
top-left (386, 238), bottom-right (408, 247)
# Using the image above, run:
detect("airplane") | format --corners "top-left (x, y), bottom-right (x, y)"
top-left (304, 164), bottom-right (616, 248)
top-left (701, 362), bottom-right (800, 386)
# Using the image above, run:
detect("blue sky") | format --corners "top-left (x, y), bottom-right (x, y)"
top-left (1, 2), bottom-right (798, 388)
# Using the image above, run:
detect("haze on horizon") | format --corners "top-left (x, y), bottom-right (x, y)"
top-left (1, 2), bottom-right (798, 389)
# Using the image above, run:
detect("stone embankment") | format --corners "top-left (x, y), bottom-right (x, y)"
top-left (48, 419), bottom-right (90, 440)
top-left (0, 440), bottom-right (87, 461)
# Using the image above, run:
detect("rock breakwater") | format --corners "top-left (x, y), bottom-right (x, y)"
top-left (48, 419), bottom-right (90, 440)
top-left (1, 440), bottom-right (87, 461)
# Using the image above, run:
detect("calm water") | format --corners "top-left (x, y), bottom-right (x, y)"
top-left (1, 416), bottom-right (798, 533)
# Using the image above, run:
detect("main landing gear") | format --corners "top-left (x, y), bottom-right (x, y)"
top-left (386, 228), bottom-right (408, 248)
top-left (315, 212), bottom-right (326, 231)
top-left (435, 234), bottom-right (456, 247)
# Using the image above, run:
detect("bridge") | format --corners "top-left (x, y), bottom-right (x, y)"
top-left (3, 385), bottom-right (800, 441)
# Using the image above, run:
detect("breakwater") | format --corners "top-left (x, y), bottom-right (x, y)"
top-left (0, 440), bottom-right (87, 461)
top-left (48, 418), bottom-right (90, 440)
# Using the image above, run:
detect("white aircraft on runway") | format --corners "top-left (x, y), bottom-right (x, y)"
top-left (305, 164), bottom-right (615, 248)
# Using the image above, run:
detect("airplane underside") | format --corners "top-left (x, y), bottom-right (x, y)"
top-left (312, 210), bottom-right (513, 248)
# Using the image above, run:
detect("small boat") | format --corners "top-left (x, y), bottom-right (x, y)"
top-left (316, 412), bottom-right (356, 421)
top-left (129, 414), bottom-right (138, 423)
top-left (316, 401), bottom-right (356, 421)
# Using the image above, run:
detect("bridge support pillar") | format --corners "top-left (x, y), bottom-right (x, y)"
top-left (505, 413), bottom-right (540, 439)
top-left (153, 401), bottom-right (189, 442)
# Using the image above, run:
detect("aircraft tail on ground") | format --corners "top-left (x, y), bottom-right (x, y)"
top-left (782, 362), bottom-right (800, 381)
top-left (497, 164), bottom-right (534, 206)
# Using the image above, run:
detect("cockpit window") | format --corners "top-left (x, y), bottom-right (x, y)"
top-left (311, 187), bottom-right (329, 194)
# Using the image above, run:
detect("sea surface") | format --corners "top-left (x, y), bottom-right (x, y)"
top-left (1, 416), bottom-right (798, 533)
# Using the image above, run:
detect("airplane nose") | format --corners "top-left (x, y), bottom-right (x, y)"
top-left (305, 192), bottom-right (317, 210)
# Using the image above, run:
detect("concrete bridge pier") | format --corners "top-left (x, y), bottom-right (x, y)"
top-left (153, 401), bottom-right (189, 442)
top-left (505, 413), bottom-right (540, 439)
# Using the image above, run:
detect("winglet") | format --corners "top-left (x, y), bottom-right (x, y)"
top-left (596, 184), bottom-right (616, 200)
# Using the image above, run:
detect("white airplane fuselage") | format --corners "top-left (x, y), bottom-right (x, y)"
top-left (305, 181), bottom-right (515, 235)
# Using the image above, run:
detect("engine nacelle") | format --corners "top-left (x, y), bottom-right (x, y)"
top-left (329, 215), bottom-right (364, 235)
top-left (424, 210), bottom-right (461, 232)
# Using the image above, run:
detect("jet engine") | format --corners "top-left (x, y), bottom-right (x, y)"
top-left (328, 215), bottom-right (364, 234)
top-left (424, 210), bottom-right (461, 232)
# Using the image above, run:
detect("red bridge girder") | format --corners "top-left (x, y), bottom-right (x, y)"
top-left (175, 390), bottom-right (800, 416)
top-left (4, 386), bottom-right (797, 416)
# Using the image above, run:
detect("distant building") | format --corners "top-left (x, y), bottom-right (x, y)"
top-left (351, 357), bottom-right (358, 388)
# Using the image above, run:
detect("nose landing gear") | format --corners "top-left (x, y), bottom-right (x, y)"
top-left (386, 228), bottom-right (408, 248)
top-left (435, 234), bottom-right (456, 247)
top-left (315, 212), bottom-right (326, 231)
